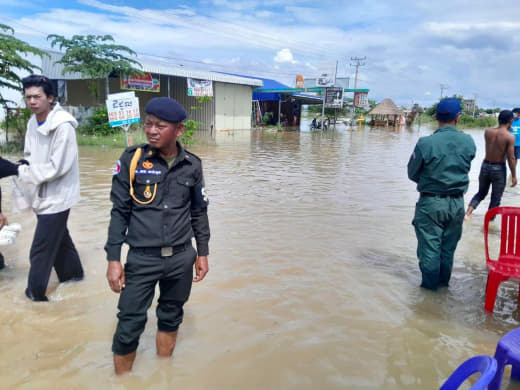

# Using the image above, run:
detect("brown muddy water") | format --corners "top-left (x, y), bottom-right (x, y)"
top-left (1, 123), bottom-right (520, 389)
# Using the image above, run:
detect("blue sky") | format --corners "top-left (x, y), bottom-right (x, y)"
top-left (1, 0), bottom-right (519, 108)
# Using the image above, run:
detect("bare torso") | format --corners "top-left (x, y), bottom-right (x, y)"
top-left (484, 126), bottom-right (515, 162)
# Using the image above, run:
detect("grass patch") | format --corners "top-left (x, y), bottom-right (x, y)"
top-left (418, 113), bottom-right (498, 129)
top-left (76, 129), bottom-right (147, 147)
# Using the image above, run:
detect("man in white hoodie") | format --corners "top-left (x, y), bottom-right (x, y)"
top-left (19, 75), bottom-right (84, 301)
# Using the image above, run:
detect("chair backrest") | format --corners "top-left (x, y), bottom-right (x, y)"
top-left (440, 355), bottom-right (497, 390)
top-left (484, 207), bottom-right (520, 263)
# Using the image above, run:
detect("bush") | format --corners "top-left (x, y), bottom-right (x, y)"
top-left (457, 115), bottom-right (497, 128)
top-left (181, 119), bottom-right (200, 145)
top-left (77, 106), bottom-right (119, 136)
top-left (0, 107), bottom-right (31, 151)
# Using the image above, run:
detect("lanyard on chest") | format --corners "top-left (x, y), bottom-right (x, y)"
top-left (129, 147), bottom-right (158, 205)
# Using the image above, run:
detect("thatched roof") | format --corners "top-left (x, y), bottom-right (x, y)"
top-left (368, 98), bottom-right (402, 116)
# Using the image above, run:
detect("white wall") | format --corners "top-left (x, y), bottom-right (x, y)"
top-left (215, 83), bottom-right (253, 131)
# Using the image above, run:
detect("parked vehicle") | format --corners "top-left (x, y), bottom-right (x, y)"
top-left (310, 117), bottom-right (330, 131)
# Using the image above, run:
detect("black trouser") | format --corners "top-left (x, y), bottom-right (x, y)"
top-left (112, 244), bottom-right (196, 355)
top-left (26, 209), bottom-right (84, 301)
top-left (469, 160), bottom-right (507, 211)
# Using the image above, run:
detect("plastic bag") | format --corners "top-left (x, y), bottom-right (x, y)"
top-left (11, 177), bottom-right (33, 213)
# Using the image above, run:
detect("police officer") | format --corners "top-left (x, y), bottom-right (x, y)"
top-left (408, 98), bottom-right (476, 290)
top-left (105, 97), bottom-right (210, 375)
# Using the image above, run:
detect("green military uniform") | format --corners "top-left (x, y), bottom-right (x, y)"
top-left (105, 141), bottom-right (210, 355)
top-left (408, 126), bottom-right (476, 290)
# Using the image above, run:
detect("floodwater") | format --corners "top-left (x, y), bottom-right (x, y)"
top-left (1, 122), bottom-right (520, 389)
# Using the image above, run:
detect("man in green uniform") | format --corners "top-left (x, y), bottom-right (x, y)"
top-left (407, 98), bottom-right (476, 290)
top-left (105, 97), bottom-right (210, 374)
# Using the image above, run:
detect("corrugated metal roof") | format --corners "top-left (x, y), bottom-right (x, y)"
top-left (41, 50), bottom-right (262, 87)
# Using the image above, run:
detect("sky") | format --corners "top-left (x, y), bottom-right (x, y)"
top-left (1, 0), bottom-right (519, 108)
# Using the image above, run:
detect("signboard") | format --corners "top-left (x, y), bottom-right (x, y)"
top-left (354, 91), bottom-right (369, 107)
top-left (106, 91), bottom-right (140, 128)
top-left (121, 72), bottom-right (160, 92)
top-left (295, 74), bottom-right (304, 88)
top-left (316, 60), bottom-right (337, 87)
top-left (187, 78), bottom-right (213, 97)
top-left (325, 87), bottom-right (344, 108)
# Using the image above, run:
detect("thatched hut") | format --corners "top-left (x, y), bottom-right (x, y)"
top-left (367, 98), bottom-right (403, 127)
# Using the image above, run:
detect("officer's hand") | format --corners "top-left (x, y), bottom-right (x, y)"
top-left (106, 261), bottom-right (125, 293)
top-left (193, 256), bottom-right (208, 282)
top-left (0, 213), bottom-right (8, 229)
top-left (512, 177), bottom-right (518, 187)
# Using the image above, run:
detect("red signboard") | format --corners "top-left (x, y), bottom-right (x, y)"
top-left (354, 92), bottom-right (368, 107)
top-left (121, 72), bottom-right (160, 93)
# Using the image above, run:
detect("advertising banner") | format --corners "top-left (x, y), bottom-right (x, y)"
top-left (121, 72), bottom-right (160, 92)
top-left (187, 78), bottom-right (213, 97)
top-left (295, 75), bottom-right (304, 88)
top-left (325, 87), bottom-right (344, 108)
top-left (316, 60), bottom-right (337, 87)
top-left (106, 91), bottom-right (140, 127)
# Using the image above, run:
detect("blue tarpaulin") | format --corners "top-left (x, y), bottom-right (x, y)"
top-left (252, 78), bottom-right (292, 101)
top-left (218, 72), bottom-right (291, 101)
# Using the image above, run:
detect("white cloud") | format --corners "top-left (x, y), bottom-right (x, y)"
top-left (2, 0), bottom-right (520, 107)
top-left (274, 48), bottom-right (297, 64)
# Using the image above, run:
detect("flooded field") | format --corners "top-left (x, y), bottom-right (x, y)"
top-left (1, 122), bottom-right (520, 389)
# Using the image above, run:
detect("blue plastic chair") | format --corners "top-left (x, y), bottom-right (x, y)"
top-left (489, 327), bottom-right (520, 390)
top-left (440, 355), bottom-right (497, 390)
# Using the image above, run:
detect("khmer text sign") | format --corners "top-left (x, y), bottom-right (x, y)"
top-left (106, 92), bottom-right (141, 127)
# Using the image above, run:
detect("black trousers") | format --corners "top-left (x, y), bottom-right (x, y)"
top-left (112, 244), bottom-right (196, 355)
top-left (26, 209), bottom-right (84, 301)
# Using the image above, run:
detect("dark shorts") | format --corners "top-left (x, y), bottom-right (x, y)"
top-left (112, 243), bottom-right (197, 355)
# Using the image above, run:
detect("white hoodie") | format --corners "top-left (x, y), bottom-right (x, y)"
top-left (18, 103), bottom-right (80, 215)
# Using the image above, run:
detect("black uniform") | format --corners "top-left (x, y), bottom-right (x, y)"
top-left (105, 142), bottom-right (210, 355)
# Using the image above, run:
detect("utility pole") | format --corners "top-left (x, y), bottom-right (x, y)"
top-left (440, 84), bottom-right (449, 99)
top-left (350, 57), bottom-right (366, 125)
top-left (350, 56), bottom-right (366, 90)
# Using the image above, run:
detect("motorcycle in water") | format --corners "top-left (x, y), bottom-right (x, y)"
top-left (310, 116), bottom-right (330, 131)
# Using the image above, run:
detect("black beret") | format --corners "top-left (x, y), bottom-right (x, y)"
top-left (145, 97), bottom-right (187, 123)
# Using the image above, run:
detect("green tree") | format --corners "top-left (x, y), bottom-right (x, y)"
top-left (0, 24), bottom-right (47, 142)
top-left (47, 34), bottom-right (142, 99)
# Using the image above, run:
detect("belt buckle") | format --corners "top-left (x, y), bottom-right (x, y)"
top-left (161, 246), bottom-right (173, 257)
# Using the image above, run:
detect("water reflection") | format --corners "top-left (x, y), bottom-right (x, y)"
top-left (0, 123), bottom-right (520, 389)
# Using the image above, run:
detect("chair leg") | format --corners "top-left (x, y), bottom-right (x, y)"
top-left (512, 363), bottom-right (520, 380)
top-left (485, 272), bottom-right (505, 312)
top-left (489, 352), bottom-right (507, 390)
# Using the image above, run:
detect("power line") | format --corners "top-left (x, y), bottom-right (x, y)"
top-left (0, 16), bottom-right (328, 80)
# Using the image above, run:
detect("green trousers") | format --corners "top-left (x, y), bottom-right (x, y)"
top-left (412, 195), bottom-right (465, 290)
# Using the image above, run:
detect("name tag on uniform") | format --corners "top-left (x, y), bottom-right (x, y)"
top-left (135, 169), bottom-right (162, 176)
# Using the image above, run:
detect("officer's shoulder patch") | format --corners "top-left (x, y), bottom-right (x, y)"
top-left (113, 159), bottom-right (121, 175)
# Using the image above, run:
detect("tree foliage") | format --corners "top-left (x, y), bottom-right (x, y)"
top-left (0, 23), bottom-right (46, 99)
top-left (47, 34), bottom-right (141, 79)
top-left (47, 34), bottom-right (142, 97)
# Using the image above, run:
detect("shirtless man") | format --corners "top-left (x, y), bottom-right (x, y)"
top-left (465, 110), bottom-right (517, 219)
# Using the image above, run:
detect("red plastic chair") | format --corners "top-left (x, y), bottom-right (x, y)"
top-left (484, 207), bottom-right (520, 312)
